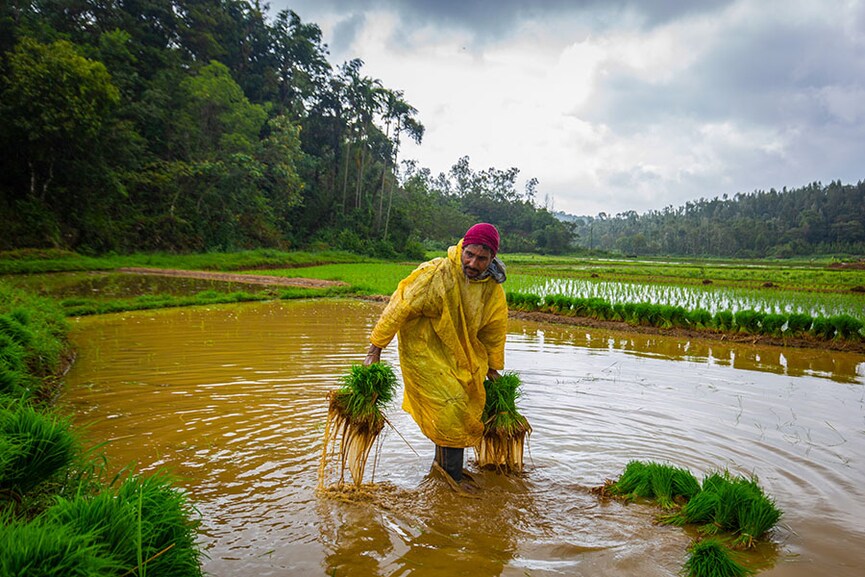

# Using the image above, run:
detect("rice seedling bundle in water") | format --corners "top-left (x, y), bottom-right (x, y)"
top-left (607, 460), bottom-right (700, 508)
top-left (683, 538), bottom-right (754, 577)
top-left (660, 470), bottom-right (782, 548)
top-left (319, 363), bottom-right (397, 487)
top-left (474, 372), bottom-right (531, 472)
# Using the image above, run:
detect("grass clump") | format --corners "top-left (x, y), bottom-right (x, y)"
top-left (474, 372), bottom-right (532, 473)
top-left (683, 538), bottom-right (754, 577)
top-left (319, 363), bottom-right (397, 487)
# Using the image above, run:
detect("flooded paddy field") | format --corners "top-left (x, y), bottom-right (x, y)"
top-left (59, 299), bottom-right (865, 576)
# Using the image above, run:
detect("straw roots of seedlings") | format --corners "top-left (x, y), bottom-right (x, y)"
top-left (474, 372), bottom-right (532, 473)
top-left (319, 363), bottom-right (397, 488)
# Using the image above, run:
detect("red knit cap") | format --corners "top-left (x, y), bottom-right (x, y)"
top-left (463, 223), bottom-right (500, 256)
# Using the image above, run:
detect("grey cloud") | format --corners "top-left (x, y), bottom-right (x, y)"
top-left (282, 1), bottom-right (738, 41)
top-left (585, 15), bottom-right (865, 131)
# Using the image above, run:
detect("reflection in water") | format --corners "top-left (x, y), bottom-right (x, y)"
top-left (511, 324), bottom-right (865, 384)
top-left (60, 300), bottom-right (865, 577)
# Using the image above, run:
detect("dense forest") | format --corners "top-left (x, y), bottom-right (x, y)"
top-left (0, 0), bottom-right (573, 256)
top-left (560, 180), bottom-right (865, 258)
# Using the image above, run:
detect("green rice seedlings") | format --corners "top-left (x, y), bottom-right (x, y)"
top-left (0, 516), bottom-right (118, 576)
top-left (0, 403), bottom-right (76, 497)
top-left (319, 363), bottom-right (397, 487)
top-left (732, 483), bottom-right (782, 549)
top-left (49, 473), bottom-right (203, 577)
top-left (661, 488), bottom-right (720, 527)
top-left (608, 461), bottom-right (700, 508)
top-left (475, 372), bottom-right (532, 472)
top-left (683, 538), bottom-right (754, 577)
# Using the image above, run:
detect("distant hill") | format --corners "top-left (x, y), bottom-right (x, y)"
top-left (555, 180), bottom-right (865, 258)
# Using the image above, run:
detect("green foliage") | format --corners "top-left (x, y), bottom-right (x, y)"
top-left (335, 363), bottom-right (397, 422)
top-left (569, 181), bottom-right (865, 259)
top-left (683, 539), bottom-right (754, 577)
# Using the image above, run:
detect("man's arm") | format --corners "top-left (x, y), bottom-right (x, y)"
top-left (364, 343), bottom-right (382, 366)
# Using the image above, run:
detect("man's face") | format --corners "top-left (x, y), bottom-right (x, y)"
top-left (461, 244), bottom-right (492, 279)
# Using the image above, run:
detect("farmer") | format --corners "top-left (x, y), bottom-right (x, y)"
top-left (363, 223), bottom-right (508, 483)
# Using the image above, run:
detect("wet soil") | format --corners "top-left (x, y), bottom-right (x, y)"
top-left (117, 267), bottom-right (347, 289)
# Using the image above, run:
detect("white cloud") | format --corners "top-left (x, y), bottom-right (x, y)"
top-left (278, 0), bottom-right (865, 216)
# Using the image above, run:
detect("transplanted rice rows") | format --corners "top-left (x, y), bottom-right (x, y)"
top-left (507, 276), bottom-right (865, 323)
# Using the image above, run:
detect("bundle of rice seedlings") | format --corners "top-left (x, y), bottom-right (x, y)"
top-left (319, 363), bottom-right (397, 487)
top-left (608, 461), bottom-right (700, 508)
top-left (732, 483), bottom-right (782, 548)
top-left (474, 372), bottom-right (531, 472)
top-left (659, 470), bottom-right (782, 548)
top-left (683, 538), bottom-right (753, 577)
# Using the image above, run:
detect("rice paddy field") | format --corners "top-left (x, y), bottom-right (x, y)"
top-left (57, 298), bottom-right (865, 576)
top-left (3, 249), bottom-right (865, 576)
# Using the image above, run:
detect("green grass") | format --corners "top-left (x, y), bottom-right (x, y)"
top-left (659, 470), bottom-right (782, 547)
top-left (0, 283), bottom-right (204, 574)
top-left (251, 262), bottom-right (416, 296)
top-left (59, 287), bottom-right (345, 317)
top-left (0, 514), bottom-right (118, 577)
top-left (0, 248), bottom-right (368, 275)
top-left (607, 460), bottom-right (700, 509)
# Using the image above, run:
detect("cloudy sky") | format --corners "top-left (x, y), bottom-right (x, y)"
top-left (273, 0), bottom-right (865, 216)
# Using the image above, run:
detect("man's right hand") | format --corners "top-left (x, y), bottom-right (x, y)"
top-left (364, 344), bottom-right (382, 366)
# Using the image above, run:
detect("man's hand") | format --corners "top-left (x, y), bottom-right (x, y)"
top-left (364, 344), bottom-right (382, 366)
top-left (486, 368), bottom-right (501, 381)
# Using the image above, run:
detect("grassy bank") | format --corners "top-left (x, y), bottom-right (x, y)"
top-left (0, 282), bottom-right (203, 575)
top-left (0, 247), bottom-right (369, 275)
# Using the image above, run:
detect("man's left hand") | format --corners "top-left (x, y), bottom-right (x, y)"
top-left (486, 368), bottom-right (501, 381)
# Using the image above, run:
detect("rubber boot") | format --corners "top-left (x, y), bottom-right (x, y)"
top-left (434, 445), bottom-right (464, 482)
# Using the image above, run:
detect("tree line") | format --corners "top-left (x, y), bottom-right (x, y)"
top-left (0, 0), bottom-right (573, 257)
top-left (561, 180), bottom-right (865, 258)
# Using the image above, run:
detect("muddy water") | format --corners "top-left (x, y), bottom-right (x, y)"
top-left (60, 300), bottom-right (865, 577)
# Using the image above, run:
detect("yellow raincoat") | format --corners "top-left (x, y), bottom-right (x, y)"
top-left (369, 240), bottom-right (508, 448)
